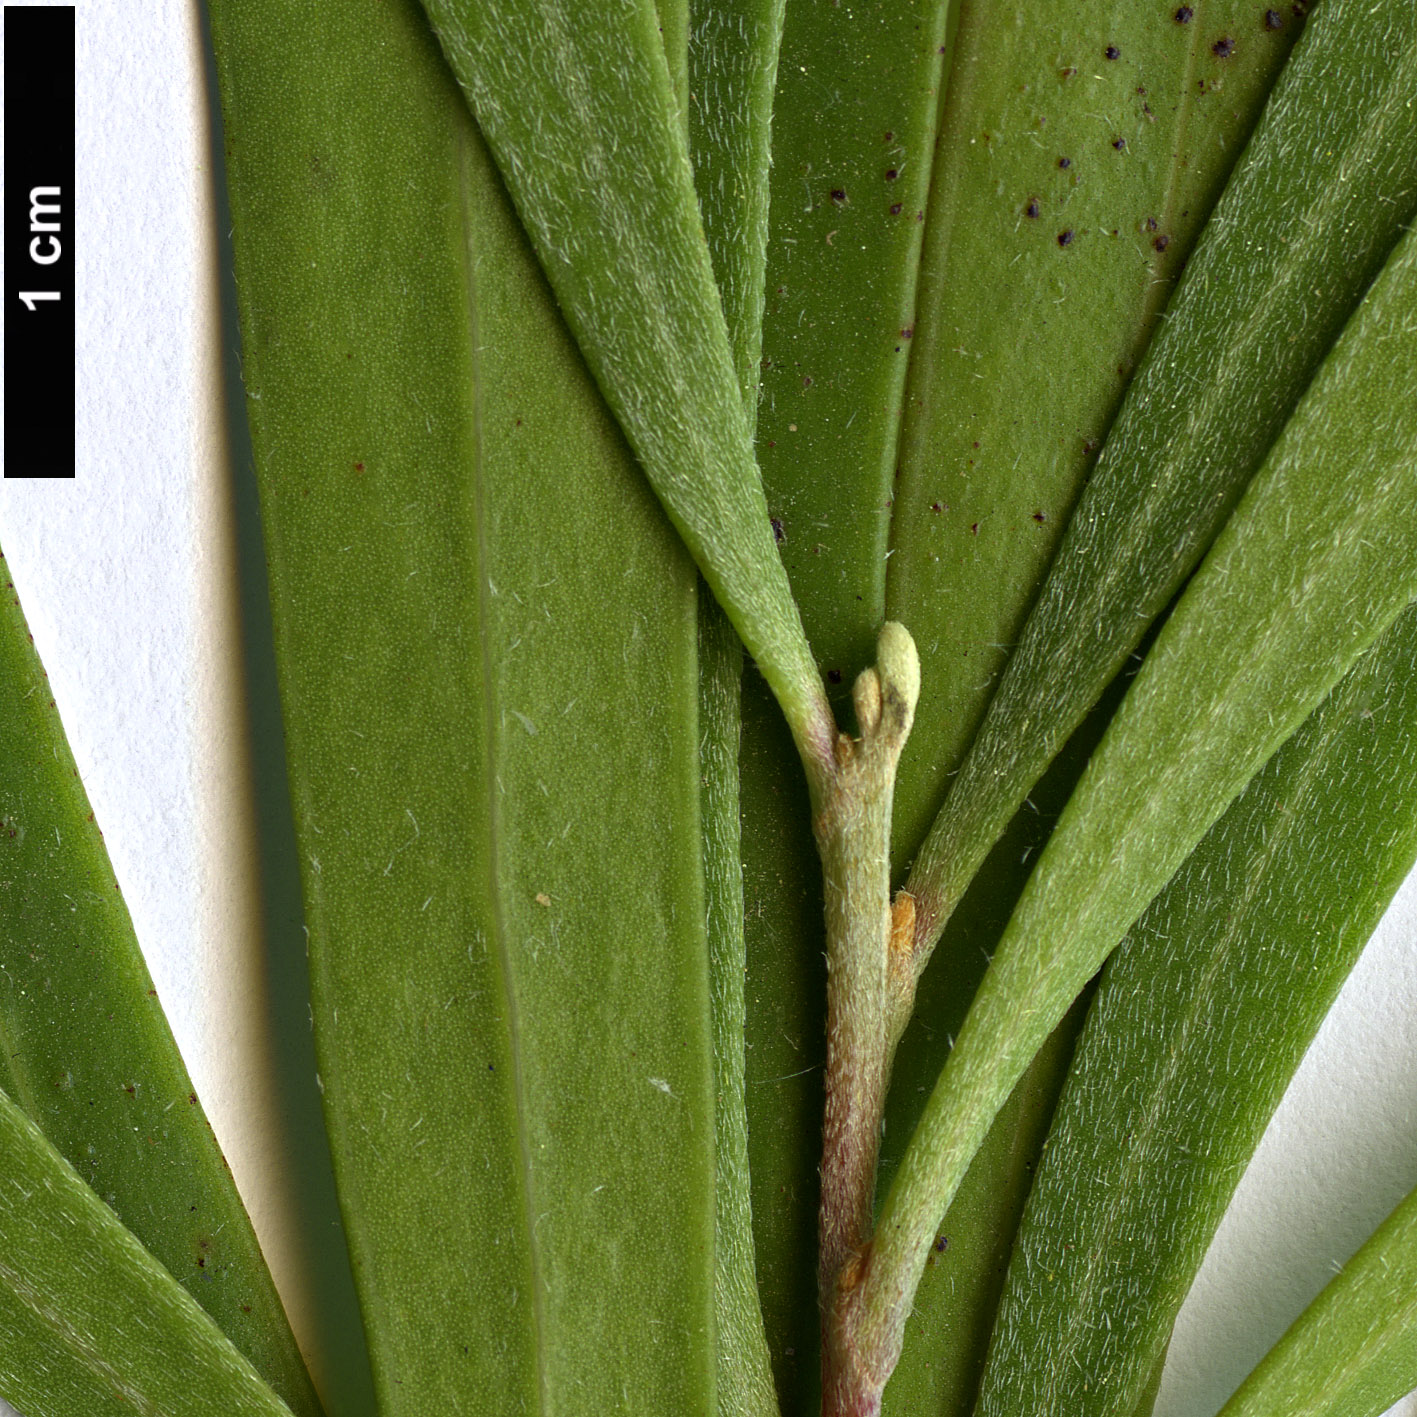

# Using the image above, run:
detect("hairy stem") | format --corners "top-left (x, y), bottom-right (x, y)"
top-left (816, 623), bottom-right (919, 1416)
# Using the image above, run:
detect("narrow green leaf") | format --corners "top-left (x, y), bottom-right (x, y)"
top-left (687, 10), bottom-right (787, 1412)
top-left (862, 219), bottom-right (1417, 1387)
top-left (702, 603), bottom-right (781, 1417)
top-left (208, 0), bottom-right (717, 1410)
top-left (878, 669), bottom-right (1135, 1416)
top-left (900, 0), bottom-right (1417, 948)
top-left (0, 551), bottom-right (319, 1415)
top-left (418, 0), bottom-right (834, 782)
top-left (739, 673), bottom-right (826, 1412)
top-left (755, 0), bottom-right (953, 689)
top-left (888, 0), bottom-right (1312, 861)
top-left (0, 1087), bottom-right (294, 1417)
top-left (688, 0), bottom-right (786, 415)
top-left (976, 600), bottom-right (1417, 1417)
top-left (880, 1008), bottom-right (1085, 1417)
top-left (1216, 1184), bottom-right (1417, 1417)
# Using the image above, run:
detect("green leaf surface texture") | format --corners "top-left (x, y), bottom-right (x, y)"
top-left (976, 599), bottom-right (1417, 1417)
top-left (702, 603), bottom-right (782, 1417)
top-left (419, 0), bottom-right (831, 774)
top-left (739, 671), bottom-right (826, 1412)
top-left (686, 8), bottom-right (786, 1412)
top-left (755, 0), bottom-right (952, 692)
top-left (689, 0), bottom-right (787, 416)
top-left (903, 0), bottom-right (1417, 938)
top-left (1216, 1183), bottom-right (1417, 1417)
top-left (884, 643), bottom-right (1150, 1417)
top-left (0, 552), bottom-right (319, 1415)
top-left (208, 0), bottom-right (717, 1411)
top-left (887, 0), bottom-right (1310, 861)
top-left (880, 1008), bottom-right (1085, 1417)
top-left (0, 1088), bottom-right (295, 1417)
top-left (878, 662), bottom-right (1138, 1415)
top-left (866, 218), bottom-right (1417, 1363)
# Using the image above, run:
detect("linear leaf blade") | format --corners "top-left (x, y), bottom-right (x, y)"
top-left (901, 0), bottom-right (1417, 947)
top-left (756, 0), bottom-right (953, 690)
top-left (208, 0), bottom-right (717, 1409)
top-left (0, 1088), bottom-right (294, 1417)
top-left (702, 603), bottom-right (781, 1417)
top-left (887, 0), bottom-right (1312, 860)
top-left (863, 218), bottom-right (1417, 1383)
top-left (0, 552), bottom-right (319, 1415)
top-left (687, 9), bottom-right (786, 1412)
top-left (739, 673), bottom-right (827, 1411)
top-left (419, 0), bottom-right (833, 779)
top-left (689, 0), bottom-right (786, 416)
top-left (1216, 1185), bottom-right (1417, 1417)
top-left (976, 600), bottom-right (1417, 1417)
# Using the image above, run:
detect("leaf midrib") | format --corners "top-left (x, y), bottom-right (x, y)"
top-left (456, 118), bottom-right (550, 1416)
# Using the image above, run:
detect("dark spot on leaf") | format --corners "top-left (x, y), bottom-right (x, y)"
top-left (830, 188), bottom-right (847, 203)
top-left (802, 375), bottom-right (813, 387)
top-left (1057, 229), bottom-right (1075, 247)
top-left (1104, 44), bottom-right (1121, 59)
top-left (1145, 216), bottom-right (1159, 231)
top-left (1060, 66), bottom-right (1077, 79)
top-left (1083, 439), bottom-right (1099, 455)
top-left (1025, 198), bottom-right (1041, 218)
top-left (884, 130), bottom-right (895, 141)
top-left (900, 326), bottom-right (914, 340)
top-left (188, 1092), bottom-right (198, 1104)
top-left (1212, 36), bottom-right (1235, 56)
top-left (1033, 511), bottom-right (1046, 522)
top-left (1263, 8), bottom-right (1284, 28)
top-left (1292, 1), bottom-right (1307, 15)
top-left (1174, 5), bottom-right (1194, 21)
top-left (353, 462), bottom-right (364, 472)
top-left (890, 202), bottom-right (903, 215)
top-left (931, 501), bottom-right (943, 512)
top-left (771, 517), bottom-right (786, 543)
top-left (970, 522), bottom-right (979, 535)
top-left (1153, 233), bottom-right (1171, 251)
top-left (885, 168), bottom-right (898, 180)
top-left (1112, 137), bottom-right (1126, 151)
top-left (827, 669), bottom-right (843, 685)
top-left (935, 1235), bottom-right (949, 1252)
top-left (1058, 156), bottom-right (1072, 169)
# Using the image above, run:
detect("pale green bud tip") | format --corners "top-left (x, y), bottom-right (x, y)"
top-left (876, 621), bottom-right (920, 715)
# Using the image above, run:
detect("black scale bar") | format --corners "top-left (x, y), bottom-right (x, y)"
top-left (4, 4), bottom-right (75, 478)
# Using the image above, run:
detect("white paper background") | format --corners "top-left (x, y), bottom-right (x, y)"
top-left (0, 2), bottom-right (1414, 1415)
